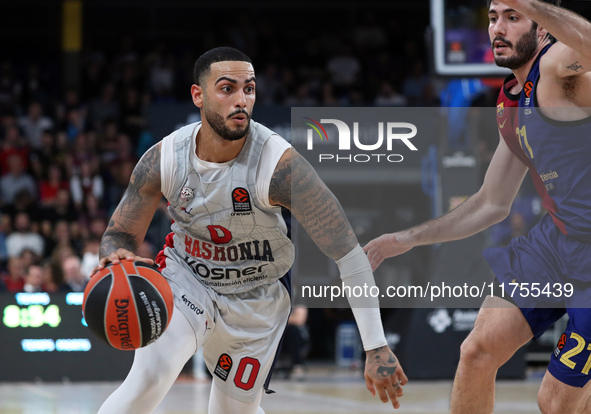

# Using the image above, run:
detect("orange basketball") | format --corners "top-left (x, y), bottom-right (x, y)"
top-left (82, 260), bottom-right (174, 350)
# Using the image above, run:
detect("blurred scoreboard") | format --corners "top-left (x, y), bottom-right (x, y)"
top-left (0, 292), bottom-right (133, 382)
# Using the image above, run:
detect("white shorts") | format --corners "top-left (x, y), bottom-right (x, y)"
top-left (160, 255), bottom-right (291, 403)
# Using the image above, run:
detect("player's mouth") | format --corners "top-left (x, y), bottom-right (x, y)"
top-left (493, 39), bottom-right (511, 53)
top-left (228, 110), bottom-right (249, 124)
top-left (229, 114), bottom-right (248, 124)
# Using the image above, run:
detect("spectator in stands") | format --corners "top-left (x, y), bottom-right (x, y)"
top-left (29, 129), bottom-right (58, 181)
top-left (326, 44), bottom-right (361, 95)
top-left (50, 245), bottom-right (74, 286)
top-left (88, 216), bottom-right (108, 241)
top-left (59, 255), bottom-right (87, 292)
top-left (41, 187), bottom-right (78, 224)
top-left (374, 82), bottom-right (407, 107)
top-left (81, 236), bottom-right (100, 278)
top-left (41, 259), bottom-right (58, 292)
top-left (320, 83), bottom-right (339, 106)
top-left (21, 64), bottom-right (49, 109)
top-left (96, 118), bottom-right (120, 164)
top-left (22, 264), bottom-right (44, 293)
top-left (88, 83), bottom-right (120, 130)
top-left (0, 154), bottom-right (37, 206)
top-left (62, 107), bottom-right (86, 142)
top-left (1, 189), bottom-right (40, 227)
top-left (149, 54), bottom-right (176, 101)
top-left (284, 84), bottom-right (318, 107)
top-left (68, 132), bottom-right (99, 172)
top-left (0, 61), bottom-right (21, 116)
top-left (0, 123), bottom-right (29, 176)
top-left (1, 257), bottom-right (25, 292)
top-left (39, 164), bottom-right (69, 207)
top-left (52, 220), bottom-right (79, 256)
top-left (5, 212), bottom-right (44, 259)
top-left (77, 194), bottom-right (106, 240)
top-left (70, 163), bottom-right (104, 211)
top-left (402, 59), bottom-right (433, 106)
top-left (56, 88), bottom-right (86, 127)
top-left (0, 212), bottom-right (7, 266)
top-left (17, 102), bottom-right (53, 150)
top-left (120, 88), bottom-right (145, 144)
top-left (19, 248), bottom-right (40, 270)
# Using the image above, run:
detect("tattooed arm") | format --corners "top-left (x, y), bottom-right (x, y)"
top-left (269, 148), bottom-right (408, 409)
top-left (269, 148), bottom-right (356, 260)
top-left (94, 143), bottom-right (163, 272)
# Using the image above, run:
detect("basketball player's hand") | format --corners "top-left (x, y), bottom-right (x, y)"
top-left (364, 345), bottom-right (408, 409)
top-left (91, 248), bottom-right (155, 276)
top-left (363, 233), bottom-right (413, 271)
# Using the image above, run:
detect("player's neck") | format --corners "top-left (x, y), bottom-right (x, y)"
top-left (512, 41), bottom-right (551, 88)
top-left (195, 126), bottom-right (246, 163)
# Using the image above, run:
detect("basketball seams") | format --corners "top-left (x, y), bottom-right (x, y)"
top-left (103, 270), bottom-right (117, 348)
top-left (120, 260), bottom-right (144, 347)
top-left (82, 268), bottom-right (110, 311)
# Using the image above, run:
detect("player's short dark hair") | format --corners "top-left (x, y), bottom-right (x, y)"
top-left (486, 0), bottom-right (561, 43)
top-left (193, 47), bottom-right (252, 86)
top-left (486, 0), bottom-right (561, 7)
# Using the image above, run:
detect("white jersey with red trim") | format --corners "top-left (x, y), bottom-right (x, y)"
top-left (158, 120), bottom-right (294, 294)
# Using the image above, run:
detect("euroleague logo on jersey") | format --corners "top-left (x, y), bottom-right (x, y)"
top-left (231, 187), bottom-right (254, 216)
top-left (524, 82), bottom-right (533, 98)
top-left (524, 81), bottom-right (533, 106)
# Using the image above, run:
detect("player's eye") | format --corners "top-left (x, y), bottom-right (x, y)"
top-left (489, 16), bottom-right (497, 23)
top-left (221, 85), bottom-right (232, 93)
top-left (245, 86), bottom-right (255, 94)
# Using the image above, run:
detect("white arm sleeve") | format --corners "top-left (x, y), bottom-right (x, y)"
top-left (336, 244), bottom-right (388, 351)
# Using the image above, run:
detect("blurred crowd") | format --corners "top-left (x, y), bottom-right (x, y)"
top-left (0, 10), bottom-right (439, 294)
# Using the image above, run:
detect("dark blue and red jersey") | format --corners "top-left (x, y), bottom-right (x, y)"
top-left (487, 45), bottom-right (591, 389)
top-left (497, 44), bottom-right (591, 240)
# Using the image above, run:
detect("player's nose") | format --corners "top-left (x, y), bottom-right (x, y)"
top-left (234, 89), bottom-right (247, 108)
top-left (492, 18), bottom-right (507, 37)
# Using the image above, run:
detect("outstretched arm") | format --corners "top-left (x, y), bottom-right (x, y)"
top-left (95, 143), bottom-right (163, 272)
top-left (364, 134), bottom-right (528, 270)
top-left (503, 0), bottom-right (591, 77)
top-left (269, 148), bottom-right (408, 409)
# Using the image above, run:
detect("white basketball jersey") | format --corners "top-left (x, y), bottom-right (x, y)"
top-left (158, 120), bottom-right (295, 294)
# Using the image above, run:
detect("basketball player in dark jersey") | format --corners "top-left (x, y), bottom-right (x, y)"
top-left (365, 1), bottom-right (591, 412)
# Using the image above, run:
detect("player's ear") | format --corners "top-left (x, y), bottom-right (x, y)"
top-left (191, 84), bottom-right (204, 108)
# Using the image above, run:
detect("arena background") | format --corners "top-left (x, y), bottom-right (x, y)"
top-left (1, 1), bottom-right (590, 413)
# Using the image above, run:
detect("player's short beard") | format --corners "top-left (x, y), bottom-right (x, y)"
top-left (493, 24), bottom-right (539, 70)
top-left (203, 105), bottom-right (250, 141)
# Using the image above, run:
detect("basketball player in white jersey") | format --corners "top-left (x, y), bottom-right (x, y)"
top-left (93, 47), bottom-right (407, 413)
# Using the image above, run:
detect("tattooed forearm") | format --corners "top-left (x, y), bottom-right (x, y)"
top-left (366, 346), bottom-right (398, 379)
top-left (99, 229), bottom-right (140, 258)
top-left (270, 149), bottom-right (357, 260)
top-left (566, 61), bottom-right (583, 72)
